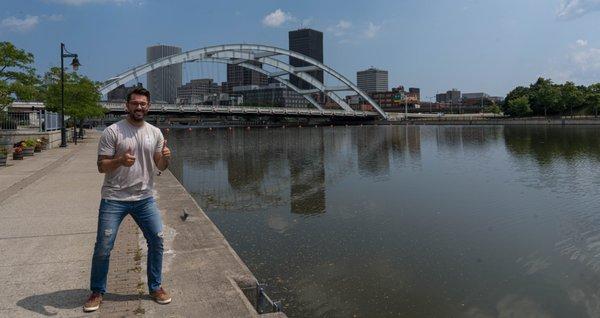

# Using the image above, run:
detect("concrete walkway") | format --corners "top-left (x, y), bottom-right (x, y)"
top-left (0, 131), bottom-right (285, 317)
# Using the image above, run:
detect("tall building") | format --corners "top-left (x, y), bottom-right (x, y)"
top-left (289, 28), bottom-right (323, 89)
top-left (146, 45), bottom-right (182, 103)
top-left (233, 83), bottom-right (308, 108)
top-left (436, 93), bottom-right (447, 103)
top-left (409, 87), bottom-right (421, 101)
top-left (226, 61), bottom-right (268, 91)
top-left (107, 83), bottom-right (143, 101)
top-left (446, 89), bottom-right (461, 105)
top-left (436, 89), bottom-right (461, 104)
top-left (176, 79), bottom-right (220, 104)
top-left (357, 67), bottom-right (388, 93)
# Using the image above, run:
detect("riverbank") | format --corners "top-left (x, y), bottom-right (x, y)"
top-left (396, 117), bottom-right (600, 125)
top-left (0, 131), bottom-right (284, 317)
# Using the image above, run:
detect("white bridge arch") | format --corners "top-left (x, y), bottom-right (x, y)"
top-left (99, 44), bottom-right (388, 119)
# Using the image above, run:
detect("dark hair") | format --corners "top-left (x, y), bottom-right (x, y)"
top-left (126, 87), bottom-right (151, 103)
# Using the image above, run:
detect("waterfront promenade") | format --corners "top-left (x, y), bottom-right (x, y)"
top-left (0, 131), bottom-right (284, 317)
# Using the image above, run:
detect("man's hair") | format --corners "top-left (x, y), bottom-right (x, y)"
top-left (126, 87), bottom-right (151, 103)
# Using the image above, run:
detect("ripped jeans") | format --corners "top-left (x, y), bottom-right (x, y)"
top-left (90, 197), bottom-right (164, 294)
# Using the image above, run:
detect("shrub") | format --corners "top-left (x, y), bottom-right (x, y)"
top-left (23, 138), bottom-right (36, 148)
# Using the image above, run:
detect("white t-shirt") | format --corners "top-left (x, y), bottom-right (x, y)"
top-left (97, 119), bottom-right (164, 201)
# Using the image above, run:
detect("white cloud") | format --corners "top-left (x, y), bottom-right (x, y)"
top-left (1, 15), bottom-right (39, 32)
top-left (301, 18), bottom-right (313, 28)
top-left (327, 20), bottom-right (352, 37)
top-left (557, 0), bottom-right (600, 20)
top-left (571, 45), bottom-right (600, 72)
top-left (262, 9), bottom-right (294, 27)
top-left (546, 40), bottom-right (600, 83)
top-left (363, 22), bottom-right (381, 39)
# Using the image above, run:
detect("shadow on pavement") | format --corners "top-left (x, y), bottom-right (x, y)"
top-left (16, 289), bottom-right (144, 316)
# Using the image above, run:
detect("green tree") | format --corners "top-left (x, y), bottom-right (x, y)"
top-left (530, 78), bottom-right (559, 116)
top-left (560, 81), bottom-right (584, 117)
top-left (503, 86), bottom-right (529, 115)
top-left (44, 67), bottom-right (104, 123)
top-left (508, 96), bottom-right (532, 117)
top-left (0, 42), bottom-right (42, 110)
top-left (484, 103), bottom-right (501, 114)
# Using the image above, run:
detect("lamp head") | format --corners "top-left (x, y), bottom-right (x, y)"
top-left (71, 57), bottom-right (81, 71)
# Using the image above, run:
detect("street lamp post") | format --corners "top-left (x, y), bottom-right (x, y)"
top-left (60, 43), bottom-right (81, 148)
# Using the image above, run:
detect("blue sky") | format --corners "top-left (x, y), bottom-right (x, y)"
top-left (1, 0), bottom-right (600, 99)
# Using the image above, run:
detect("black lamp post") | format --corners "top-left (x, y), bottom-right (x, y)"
top-left (60, 43), bottom-right (81, 148)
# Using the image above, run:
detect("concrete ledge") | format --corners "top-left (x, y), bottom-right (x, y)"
top-left (147, 169), bottom-right (287, 317)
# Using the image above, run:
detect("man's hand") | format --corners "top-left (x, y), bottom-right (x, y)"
top-left (120, 147), bottom-right (136, 167)
top-left (154, 139), bottom-right (170, 171)
top-left (161, 140), bottom-right (171, 159)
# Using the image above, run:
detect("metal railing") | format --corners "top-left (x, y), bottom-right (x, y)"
top-left (43, 111), bottom-right (60, 131)
top-left (1, 112), bottom-right (38, 130)
top-left (0, 110), bottom-right (61, 131)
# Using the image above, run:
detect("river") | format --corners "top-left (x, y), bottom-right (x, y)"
top-left (169, 125), bottom-right (600, 318)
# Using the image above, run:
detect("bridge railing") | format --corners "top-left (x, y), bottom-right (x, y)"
top-left (99, 102), bottom-right (379, 117)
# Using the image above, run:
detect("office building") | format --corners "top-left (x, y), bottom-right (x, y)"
top-left (446, 89), bottom-right (461, 104)
top-left (234, 83), bottom-right (308, 108)
top-left (107, 83), bottom-right (143, 101)
top-left (357, 67), bottom-right (388, 93)
top-left (436, 89), bottom-right (461, 104)
top-left (146, 45), bottom-right (182, 103)
top-left (289, 28), bottom-right (324, 89)
top-left (409, 87), bottom-right (420, 101)
top-left (176, 79), bottom-right (221, 104)
top-left (225, 61), bottom-right (268, 91)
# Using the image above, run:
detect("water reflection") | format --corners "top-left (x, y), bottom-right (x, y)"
top-left (287, 128), bottom-right (326, 215)
top-left (169, 125), bottom-right (600, 318)
top-left (504, 126), bottom-right (600, 165)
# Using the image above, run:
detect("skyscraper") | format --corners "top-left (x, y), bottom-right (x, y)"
top-left (226, 61), bottom-right (268, 90)
top-left (357, 67), bottom-right (388, 93)
top-left (289, 28), bottom-right (323, 89)
top-left (146, 45), bottom-right (182, 103)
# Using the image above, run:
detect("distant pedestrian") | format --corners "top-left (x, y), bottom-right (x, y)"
top-left (83, 87), bottom-right (172, 312)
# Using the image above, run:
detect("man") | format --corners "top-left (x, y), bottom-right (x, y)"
top-left (84, 87), bottom-right (171, 312)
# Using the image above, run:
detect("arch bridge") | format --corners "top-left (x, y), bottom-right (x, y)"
top-left (98, 44), bottom-right (388, 120)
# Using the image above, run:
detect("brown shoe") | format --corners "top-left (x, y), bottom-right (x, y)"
top-left (150, 287), bottom-right (172, 304)
top-left (83, 292), bottom-right (102, 312)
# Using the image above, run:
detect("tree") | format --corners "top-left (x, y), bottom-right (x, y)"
top-left (530, 78), bottom-right (559, 116)
top-left (507, 96), bottom-right (532, 117)
top-left (0, 42), bottom-right (41, 110)
top-left (503, 86), bottom-right (529, 115)
top-left (560, 81), bottom-right (584, 117)
top-left (484, 103), bottom-right (501, 114)
top-left (586, 83), bottom-right (600, 117)
top-left (44, 67), bottom-right (104, 122)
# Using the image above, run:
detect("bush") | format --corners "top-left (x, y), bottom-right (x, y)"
top-left (508, 96), bottom-right (533, 117)
top-left (23, 138), bottom-right (36, 148)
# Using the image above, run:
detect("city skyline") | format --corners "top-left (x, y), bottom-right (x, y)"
top-left (1, 0), bottom-right (599, 99)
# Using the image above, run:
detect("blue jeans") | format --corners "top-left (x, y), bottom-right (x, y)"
top-left (90, 197), bottom-right (164, 294)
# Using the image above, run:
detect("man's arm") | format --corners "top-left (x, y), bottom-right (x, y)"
top-left (97, 149), bottom-right (136, 174)
top-left (97, 155), bottom-right (122, 173)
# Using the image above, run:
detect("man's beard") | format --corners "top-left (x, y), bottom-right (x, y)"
top-left (129, 109), bottom-right (147, 122)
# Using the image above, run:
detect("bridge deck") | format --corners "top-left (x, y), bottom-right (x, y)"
top-left (100, 102), bottom-right (379, 118)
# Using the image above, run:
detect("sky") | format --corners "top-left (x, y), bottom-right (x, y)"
top-left (1, 0), bottom-right (600, 99)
